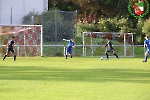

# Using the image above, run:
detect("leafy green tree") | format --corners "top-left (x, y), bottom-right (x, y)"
top-left (48, 0), bottom-right (77, 11)
top-left (133, 18), bottom-right (145, 44)
top-left (118, 17), bottom-right (135, 33)
top-left (22, 12), bottom-right (41, 25)
top-left (22, 9), bottom-right (76, 42)
top-left (142, 18), bottom-right (150, 36)
top-left (48, 0), bottom-right (131, 23)
top-left (97, 18), bottom-right (119, 32)
top-left (97, 17), bottom-right (133, 32)
top-left (77, 22), bottom-right (99, 36)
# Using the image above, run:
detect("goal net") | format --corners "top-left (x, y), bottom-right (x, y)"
top-left (82, 32), bottom-right (134, 57)
top-left (0, 25), bottom-right (43, 57)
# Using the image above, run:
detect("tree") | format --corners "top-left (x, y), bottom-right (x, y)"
top-left (133, 18), bottom-right (145, 44)
top-left (48, 0), bottom-right (131, 23)
top-left (142, 18), bottom-right (150, 36)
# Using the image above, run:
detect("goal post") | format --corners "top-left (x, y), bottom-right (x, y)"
top-left (0, 25), bottom-right (43, 57)
top-left (82, 32), bottom-right (134, 57)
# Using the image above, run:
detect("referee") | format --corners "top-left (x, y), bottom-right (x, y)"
top-left (2, 36), bottom-right (16, 61)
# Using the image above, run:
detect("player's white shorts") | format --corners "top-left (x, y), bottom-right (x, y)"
top-left (146, 48), bottom-right (150, 53)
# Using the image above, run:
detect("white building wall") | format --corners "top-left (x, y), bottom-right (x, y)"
top-left (0, 0), bottom-right (48, 25)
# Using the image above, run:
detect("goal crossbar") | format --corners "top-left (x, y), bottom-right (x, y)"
top-left (82, 32), bottom-right (134, 57)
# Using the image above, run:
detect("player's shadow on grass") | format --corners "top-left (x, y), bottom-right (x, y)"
top-left (0, 66), bottom-right (150, 83)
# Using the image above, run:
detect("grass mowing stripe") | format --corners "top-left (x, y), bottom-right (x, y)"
top-left (0, 57), bottom-right (150, 100)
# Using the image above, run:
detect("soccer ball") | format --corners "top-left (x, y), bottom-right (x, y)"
top-left (100, 57), bottom-right (103, 60)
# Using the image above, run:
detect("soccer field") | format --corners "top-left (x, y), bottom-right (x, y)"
top-left (0, 57), bottom-right (150, 100)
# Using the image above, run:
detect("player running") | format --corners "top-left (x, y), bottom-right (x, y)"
top-left (102, 38), bottom-right (119, 60)
top-left (143, 36), bottom-right (150, 62)
top-left (2, 36), bottom-right (16, 61)
top-left (63, 38), bottom-right (75, 59)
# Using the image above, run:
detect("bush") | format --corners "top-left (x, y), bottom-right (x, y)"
top-left (77, 22), bottom-right (99, 36)
top-left (97, 17), bottom-right (120, 32)
top-left (22, 12), bottom-right (41, 25)
top-left (97, 17), bottom-right (134, 33)
top-left (133, 18), bottom-right (145, 44)
top-left (142, 18), bottom-right (150, 36)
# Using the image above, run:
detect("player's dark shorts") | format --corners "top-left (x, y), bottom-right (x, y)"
top-left (7, 48), bottom-right (14, 53)
top-left (146, 48), bottom-right (150, 53)
top-left (67, 47), bottom-right (72, 54)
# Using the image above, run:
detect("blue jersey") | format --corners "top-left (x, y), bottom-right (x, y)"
top-left (66, 40), bottom-right (74, 54)
top-left (67, 40), bottom-right (74, 48)
top-left (144, 39), bottom-right (150, 50)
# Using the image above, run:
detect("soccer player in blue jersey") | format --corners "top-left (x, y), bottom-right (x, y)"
top-left (102, 38), bottom-right (119, 60)
top-left (2, 36), bottom-right (16, 61)
top-left (143, 36), bottom-right (150, 62)
top-left (63, 38), bottom-right (75, 59)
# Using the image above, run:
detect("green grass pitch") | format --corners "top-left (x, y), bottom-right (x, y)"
top-left (0, 57), bottom-right (150, 100)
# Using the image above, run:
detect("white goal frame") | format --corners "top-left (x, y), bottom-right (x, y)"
top-left (0, 25), bottom-right (43, 57)
top-left (82, 32), bottom-right (134, 57)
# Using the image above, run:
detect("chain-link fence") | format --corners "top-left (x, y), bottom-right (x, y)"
top-left (23, 10), bottom-right (78, 56)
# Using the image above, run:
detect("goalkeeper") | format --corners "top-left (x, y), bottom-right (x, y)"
top-left (102, 38), bottom-right (119, 60)
top-left (63, 38), bottom-right (75, 59)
